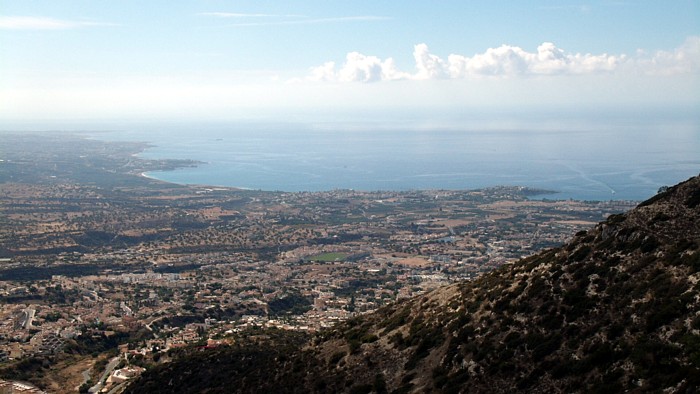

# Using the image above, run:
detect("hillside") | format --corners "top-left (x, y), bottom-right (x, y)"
top-left (127, 175), bottom-right (700, 393)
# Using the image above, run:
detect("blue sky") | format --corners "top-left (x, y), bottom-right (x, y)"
top-left (1, 1), bottom-right (698, 124)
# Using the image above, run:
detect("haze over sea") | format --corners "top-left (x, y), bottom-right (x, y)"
top-left (93, 114), bottom-right (699, 202)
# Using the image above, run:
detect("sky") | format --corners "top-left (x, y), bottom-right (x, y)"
top-left (1, 1), bottom-right (699, 126)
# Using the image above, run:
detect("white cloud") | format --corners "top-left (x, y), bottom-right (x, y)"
top-left (0, 16), bottom-right (116, 30)
top-left (416, 42), bottom-right (624, 77)
top-left (199, 12), bottom-right (389, 27)
top-left (307, 37), bottom-right (699, 82)
top-left (309, 61), bottom-right (338, 82)
top-left (633, 36), bottom-right (700, 76)
top-left (198, 12), bottom-right (304, 18)
top-left (413, 44), bottom-right (449, 80)
top-left (451, 45), bottom-right (531, 76)
top-left (309, 53), bottom-right (409, 82)
top-left (227, 16), bottom-right (390, 27)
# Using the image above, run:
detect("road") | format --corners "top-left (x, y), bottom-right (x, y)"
top-left (88, 356), bottom-right (120, 393)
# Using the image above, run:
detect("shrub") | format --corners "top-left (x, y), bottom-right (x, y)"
top-left (360, 334), bottom-right (378, 344)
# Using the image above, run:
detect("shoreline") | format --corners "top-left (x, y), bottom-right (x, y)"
top-left (139, 171), bottom-right (252, 192)
top-left (136, 165), bottom-right (636, 201)
top-left (138, 169), bottom-right (630, 202)
top-left (2, 131), bottom-right (661, 202)
top-left (123, 137), bottom-right (669, 201)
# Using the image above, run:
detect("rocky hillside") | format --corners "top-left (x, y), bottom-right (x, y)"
top-left (127, 175), bottom-right (700, 394)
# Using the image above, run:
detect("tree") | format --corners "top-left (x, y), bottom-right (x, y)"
top-left (79, 381), bottom-right (92, 393)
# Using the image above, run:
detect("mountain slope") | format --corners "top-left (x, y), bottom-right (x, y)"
top-left (127, 175), bottom-right (700, 393)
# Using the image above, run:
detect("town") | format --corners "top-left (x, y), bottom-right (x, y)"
top-left (0, 133), bottom-right (637, 392)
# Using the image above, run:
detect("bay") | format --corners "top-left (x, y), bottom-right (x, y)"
top-left (95, 121), bottom-right (700, 201)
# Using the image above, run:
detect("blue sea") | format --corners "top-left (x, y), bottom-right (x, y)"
top-left (92, 118), bottom-right (699, 201)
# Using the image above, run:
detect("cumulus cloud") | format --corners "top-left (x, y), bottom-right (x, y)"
top-left (309, 53), bottom-right (409, 82)
top-left (413, 43), bottom-right (449, 79)
top-left (633, 36), bottom-right (700, 76)
top-left (0, 16), bottom-right (116, 30)
top-left (308, 62), bottom-right (337, 82)
top-left (448, 42), bottom-right (622, 76)
top-left (307, 37), bottom-right (699, 82)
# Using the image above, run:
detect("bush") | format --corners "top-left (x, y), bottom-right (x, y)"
top-left (532, 334), bottom-right (562, 361)
top-left (349, 383), bottom-right (373, 394)
top-left (570, 245), bottom-right (591, 262)
top-left (360, 334), bottom-right (378, 344)
top-left (607, 213), bottom-right (626, 224)
top-left (381, 306), bottom-right (411, 332)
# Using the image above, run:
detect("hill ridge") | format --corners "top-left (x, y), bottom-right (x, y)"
top-left (127, 175), bottom-right (700, 394)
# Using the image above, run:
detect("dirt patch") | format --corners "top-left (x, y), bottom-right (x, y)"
top-left (436, 219), bottom-right (473, 227)
top-left (40, 356), bottom-right (95, 393)
top-left (395, 258), bottom-right (432, 268)
top-left (554, 220), bottom-right (598, 226)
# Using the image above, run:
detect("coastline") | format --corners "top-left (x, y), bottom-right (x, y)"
top-left (116, 128), bottom-right (695, 201)
top-left (138, 171), bottom-right (250, 192)
top-left (136, 163), bottom-right (642, 201)
top-left (5, 130), bottom-right (692, 201)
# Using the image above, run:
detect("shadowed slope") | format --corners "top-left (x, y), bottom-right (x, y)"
top-left (127, 175), bottom-right (700, 394)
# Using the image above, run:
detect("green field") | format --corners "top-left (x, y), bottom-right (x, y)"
top-left (308, 252), bottom-right (348, 262)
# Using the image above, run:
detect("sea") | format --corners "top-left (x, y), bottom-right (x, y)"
top-left (89, 118), bottom-right (700, 201)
